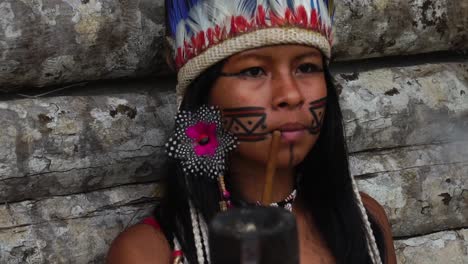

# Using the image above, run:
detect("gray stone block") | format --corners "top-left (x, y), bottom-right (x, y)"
top-left (0, 0), bottom-right (167, 91)
top-left (0, 79), bottom-right (176, 203)
top-left (354, 141), bottom-right (468, 237)
top-left (334, 0), bottom-right (468, 60)
top-left (395, 229), bottom-right (468, 264)
top-left (338, 62), bottom-right (468, 153)
top-left (0, 183), bottom-right (158, 264)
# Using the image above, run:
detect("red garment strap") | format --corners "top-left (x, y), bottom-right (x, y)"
top-left (141, 216), bottom-right (160, 229)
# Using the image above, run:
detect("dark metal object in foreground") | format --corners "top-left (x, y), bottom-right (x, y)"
top-left (209, 207), bottom-right (299, 264)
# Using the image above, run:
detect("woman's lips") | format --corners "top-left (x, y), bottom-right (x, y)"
top-left (277, 123), bottom-right (308, 142)
top-left (281, 130), bottom-right (306, 142)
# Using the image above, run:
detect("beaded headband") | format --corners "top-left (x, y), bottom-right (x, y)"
top-left (166, 0), bottom-right (335, 98)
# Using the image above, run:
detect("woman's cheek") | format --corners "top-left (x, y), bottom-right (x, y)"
top-left (234, 140), bottom-right (271, 165)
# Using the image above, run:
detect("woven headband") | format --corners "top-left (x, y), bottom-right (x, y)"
top-left (166, 0), bottom-right (335, 97)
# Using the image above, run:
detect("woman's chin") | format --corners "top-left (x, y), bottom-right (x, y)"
top-left (232, 140), bottom-right (312, 170)
top-left (275, 157), bottom-right (304, 169)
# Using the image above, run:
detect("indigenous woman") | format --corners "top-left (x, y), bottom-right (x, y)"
top-left (107, 0), bottom-right (397, 263)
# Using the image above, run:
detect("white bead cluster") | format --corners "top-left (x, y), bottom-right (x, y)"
top-left (199, 211), bottom-right (211, 263)
top-left (189, 200), bottom-right (206, 264)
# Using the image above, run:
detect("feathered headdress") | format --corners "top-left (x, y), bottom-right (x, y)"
top-left (166, 0), bottom-right (335, 98)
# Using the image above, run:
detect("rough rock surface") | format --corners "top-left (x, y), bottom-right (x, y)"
top-left (337, 62), bottom-right (468, 153)
top-left (395, 229), bottom-right (468, 264)
top-left (0, 0), bottom-right (167, 91)
top-left (0, 0), bottom-right (467, 90)
top-left (0, 79), bottom-right (176, 203)
top-left (333, 0), bottom-right (468, 60)
top-left (0, 183), bottom-right (159, 263)
top-left (354, 141), bottom-right (468, 237)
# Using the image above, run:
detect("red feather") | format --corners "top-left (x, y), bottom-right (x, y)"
top-left (230, 17), bottom-right (237, 36)
top-left (176, 48), bottom-right (184, 68)
top-left (310, 9), bottom-right (318, 30)
top-left (184, 41), bottom-right (194, 60)
top-left (191, 31), bottom-right (206, 54)
top-left (270, 10), bottom-right (284, 26)
top-left (256, 5), bottom-right (267, 27)
top-left (230, 16), bottom-right (249, 35)
top-left (190, 36), bottom-right (197, 55)
top-left (213, 25), bottom-right (221, 42)
top-left (296, 6), bottom-right (308, 27)
top-left (200, 31), bottom-right (207, 49)
top-left (235, 16), bottom-right (250, 33)
top-left (207, 28), bottom-right (215, 45)
top-left (285, 8), bottom-right (295, 25)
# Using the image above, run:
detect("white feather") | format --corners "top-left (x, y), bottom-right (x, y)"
top-left (254, 0), bottom-right (271, 25)
top-left (256, 0), bottom-right (270, 8)
top-left (204, 0), bottom-right (256, 35)
top-left (235, 0), bottom-right (256, 21)
top-left (311, 0), bottom-right (319, 12)
top-left (255, 1), bottom-right (270, 14)
top-left (203, 0), bottom-right (229, 26)
top-left (317, 0), bottom-right (331, 28)
top-left (186, 2), bottom-right (213, 36)
top-left (291, 0), bottom-right (312, 10)
top-left (175, 20), bottom-right (188, 48)
top-left (290, 0), bottom-right (312, 19)
top-left (202, 0), bottom-right (234, 35)
top-left (269, 0), bottom-right (289, 17)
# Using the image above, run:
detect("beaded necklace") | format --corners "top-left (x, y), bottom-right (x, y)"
top-left (217, 175), bottom-right (298, 212)
top-left (257, 189), bottom-right (297, 212)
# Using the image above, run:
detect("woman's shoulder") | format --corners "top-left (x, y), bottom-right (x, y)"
top-left (359, 192), bottom-right (397, 264)
top-left (106, 217), bottom-right (171, 264)
top-left (359, 192), bottom-right (393, 233)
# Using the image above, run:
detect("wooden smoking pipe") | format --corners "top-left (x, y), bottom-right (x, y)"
top-left (262, 130), bottom-right (282, 205)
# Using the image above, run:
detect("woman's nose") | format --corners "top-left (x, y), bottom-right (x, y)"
top-left (271, 73), bottom-right (305, 110)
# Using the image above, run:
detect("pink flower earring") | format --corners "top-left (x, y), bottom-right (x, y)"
top-left (165, 105), bottom-right (238, 179)
top-left (186, 121), bottom-right (218, 156)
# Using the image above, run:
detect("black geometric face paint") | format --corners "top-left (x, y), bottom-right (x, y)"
top-left (222, 107), bottom-right (268, 142)
top-left (308, 97), bottom-right (327, 135)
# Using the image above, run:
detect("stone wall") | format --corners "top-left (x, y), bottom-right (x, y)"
top-left (0, 0), bottom-right (467, 263)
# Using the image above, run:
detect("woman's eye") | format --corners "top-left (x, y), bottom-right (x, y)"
top-left (297, 63), bottom-right (323, 74)
top-left (239, 67), bottom-right (266, 78)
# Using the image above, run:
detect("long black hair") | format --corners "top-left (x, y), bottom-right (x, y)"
top-left (154, 58), bottom-right (386, 263)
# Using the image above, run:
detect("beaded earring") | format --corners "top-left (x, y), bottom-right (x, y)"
top-left (217, 175), bottom-right (232, 211)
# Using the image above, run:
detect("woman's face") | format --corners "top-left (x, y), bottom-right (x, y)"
top-left (210, 45), bottom-right (327, 169)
